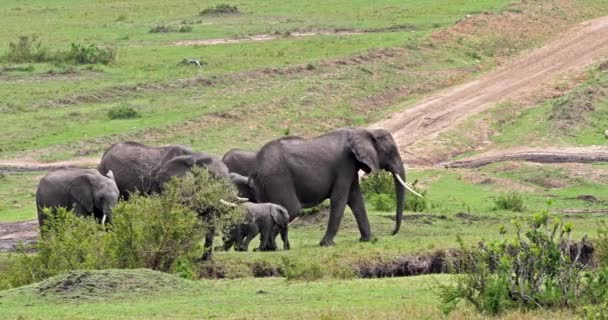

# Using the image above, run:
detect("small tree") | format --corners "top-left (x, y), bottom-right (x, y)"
top-left (441, 210), bottom-right (594, 315)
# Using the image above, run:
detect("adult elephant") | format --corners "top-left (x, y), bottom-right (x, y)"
top-left (36, 168), bottom-right (119, 228)
top-left (98, 141), bottom-right (229, 198)
top-left (250, 127), bottom-right (418, 246)
top-left (98, 141), bottom-right (232, 260)
top-left (222, 149), bottom-right (257, 176)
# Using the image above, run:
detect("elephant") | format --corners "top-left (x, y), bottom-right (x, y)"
top-left (222, 202), bottom-right (290, 252)
top-left (222, 149), bottom-right (257, 176)
top-left (36, 168), bottom-right (119, 229)
top-left (97, 141), bottom-right (229, 198)
top-left (249, 127), bottom-right (418, 246)
top-left (228, 172), bottom-right (255, 201)
top-left (97, 141), bottom-right (232, 260)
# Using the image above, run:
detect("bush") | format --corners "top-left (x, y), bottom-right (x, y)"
top-left (440, 211), bottom-right (596, 316)
top-left (107, 105), bottom-right (140, 120)
top-left (200, 4), bottom-right (239, 15)
top-left (1, 168), bottom-right (242, 289)
top-left (56, 43), bottom-right (116, 65)
top-left (493, 191), bottom-right (524, 212)
top-left (3, 36), bottom-right (115, 65)
top-left (361, 171), bottom-right (428, 212)
top-left (149, 24), bottom-right (192, 33)
top-left (4, 35), bottom-right (49, 63)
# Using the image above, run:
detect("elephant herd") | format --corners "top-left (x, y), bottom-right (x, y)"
top-left (35, 127), bottom-right (417, 256)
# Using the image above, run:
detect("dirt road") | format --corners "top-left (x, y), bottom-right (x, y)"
top-left (373, 16), bottom-right (608, 165)
top-left (0, 157), bottom-right (97, 173)
top-left (441, 146), bottom-right (608, 168)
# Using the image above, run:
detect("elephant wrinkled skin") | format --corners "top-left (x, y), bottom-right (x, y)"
top-left (250, 127), bottom-right (407, 246)
top-left (36, 168), bottom-right (119, 228)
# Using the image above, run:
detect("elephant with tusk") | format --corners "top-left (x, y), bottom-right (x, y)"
top-left (248, 127), bottom-right (414, 246)
top-left (36, 168), bottom-right (119, 229)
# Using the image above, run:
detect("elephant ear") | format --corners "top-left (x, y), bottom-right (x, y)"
top-left (270, 205), bottom-right (289, 228)
top-left (347, 129), bottom-right (380, 173)
top-left (68, 174), bottom-right (95, 212)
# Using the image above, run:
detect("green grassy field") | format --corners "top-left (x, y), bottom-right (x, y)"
top-left (2, 0), bottom-right (608, 319)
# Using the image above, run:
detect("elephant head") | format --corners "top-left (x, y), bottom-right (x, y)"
top-left (153, 153), bottom-right (230, 192)
top-left (68, 170), bottom-right (119, 224)
top-left (229, 172), bottom-right (256, 201)
top-left (347, 128), bottom-right (407, 234)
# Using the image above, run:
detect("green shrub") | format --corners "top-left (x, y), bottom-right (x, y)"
top-left (440, 211), bottom-right (595, 316)
top-left (150, 24), bottom-right (192, 33)
top-left (3, 36), bottom-right (115, 65)
top-left (4, 35), bottom-right (50, 63)
top-left (200, 4), bottom-right (239, 15)
top-left (493, 191), bottom-right (524, 212)
top-left (56, 43), bottom-right (116, 65)
top-left (1, 168), bottom-right (242, 289)
top-left (370, 193), bottom-right (394, 212)
top-left (361, 171), bottom-right (428, 212)
top-left (107, 105), bottom-right (140, 120)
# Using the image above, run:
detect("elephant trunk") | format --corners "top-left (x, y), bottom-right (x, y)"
top-left (102, 205), bottom-right (113, 225)
top-left (391, 165), bottom-right (406, 235)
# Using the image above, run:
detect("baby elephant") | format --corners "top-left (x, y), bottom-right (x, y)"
top-left (36, 168), bottom-right (120, 228)
top-left (223, 202), bottom-right (290, 252)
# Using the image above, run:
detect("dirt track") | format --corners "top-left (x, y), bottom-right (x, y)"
top-left (373, 15), bottom-right (608, 165)
top-left (0, 220), bottom-right (38, 252)
top-left (441, 147), bottom-right (608, 168)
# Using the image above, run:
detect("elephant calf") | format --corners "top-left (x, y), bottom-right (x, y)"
top-left (36, 168), bottom-right (119, 228)
top-left (223, 202), bottom-right (290, 252)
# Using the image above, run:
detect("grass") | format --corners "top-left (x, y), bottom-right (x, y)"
top-left (0, 269), bottom-right (448, 319)
top-left (0, 171), bottom-right (42, 222)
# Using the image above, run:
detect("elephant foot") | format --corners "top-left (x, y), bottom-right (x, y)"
top-left (319, 237), bottom-right (336, 247)
top-left (359, 236), bottom-right (377, 243)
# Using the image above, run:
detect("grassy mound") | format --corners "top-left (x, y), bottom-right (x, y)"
top-left (30, 269), bottom-right (195, 301)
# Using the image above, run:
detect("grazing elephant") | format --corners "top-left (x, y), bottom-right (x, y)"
top-left (222, 149), bottom-right (257, 176)
top-left (97, 141), bottom-right (229, 198)
top-left (97, 141), bottom-right (232, 260)
top-left (222, 202), bottom-right (290, 252)
top-left (250, 127), bottom-right (417, 246)
top-left (36, 168), bottom-right (119, 228)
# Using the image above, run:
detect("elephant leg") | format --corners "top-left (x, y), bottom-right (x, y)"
top-left (238, 225), bottom-right (258, 251)
top-left (280, 227), bottom-right (290, 250)
top-left (320, 178), bottom-right (352, 246)
top-left (201, 226), bottom-right (215, 261)
top-left (347, 181), bottom-right (373, 242)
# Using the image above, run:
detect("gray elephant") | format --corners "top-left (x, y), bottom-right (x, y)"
top-left (36, 168), bottom-right (119, 228)
top-left (250, 127), bottom-right (417, 246)
top-left (222, 202), bottom-right (290, 252)
top-left (97, 141), bottom-right (232, 260)
top-left (97, 141), bottom-right (229, 198)
top-left (222, 149), bottom-right (257, 176)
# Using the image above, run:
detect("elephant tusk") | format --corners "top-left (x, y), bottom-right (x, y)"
top-left (235, 196), bottom-right (249, 203)
top-left (220, 199), bottom-right (238, 207)
top-left (101, 214), bottom-right (107, 225)
top-left (395, 174), bottom-right (424, 198)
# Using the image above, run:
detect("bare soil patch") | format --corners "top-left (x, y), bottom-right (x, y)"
top-left (441, 147), bottom-right (608, 168)
top-left (374, 9), bottom-right (608, 166)
top-left (175, 30), bottom-right (363, 46)
top-left (0, 219), bottom-right (38, 252)
top-left (0, 157), bottom-right (98, 172)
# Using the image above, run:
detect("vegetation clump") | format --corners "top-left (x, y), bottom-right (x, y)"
top-left (0, 168), bottom-right (242, 289)
top-left (107, 105), bottom-right (140, 120)
top-left (200, 4), bottom-right (239, 15)
top-left (3, 35), bottom-right (115, 65)
top-left (440, 211), bottom-right (607, 316)
top-left (149, 24), bottom-right (192, 33)
top-left (493, 191), bottom-right (524, 211)
top-left (361, 171), bottom-right (427, 212)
